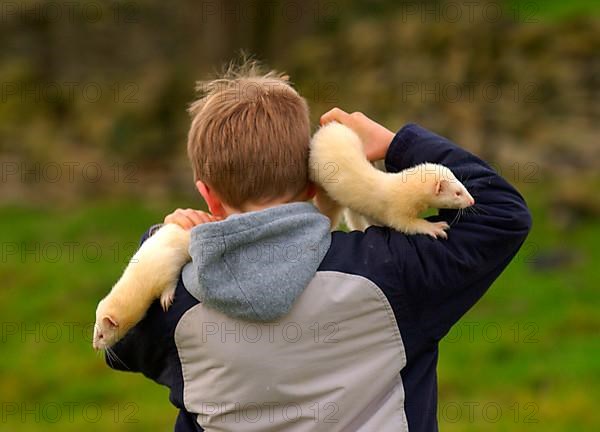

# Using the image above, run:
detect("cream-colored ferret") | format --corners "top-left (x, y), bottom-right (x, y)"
top-left (310, 122), bottom-right (475, 237)
top-left (93, 123), bottom-right (474, 350)
top-left (92, 224), bottom-right (189, 350)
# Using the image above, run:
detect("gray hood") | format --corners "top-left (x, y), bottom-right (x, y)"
top-left (181, 202), bottom-right (331, 321)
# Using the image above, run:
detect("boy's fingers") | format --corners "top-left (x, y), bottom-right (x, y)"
top-left (182, 209), bottom-right (206, 226)
top-left (177, 214), bottom-right (196, 230)
top-left (165, 209), bottom-right (222, 229)
top-left (165, 209), bottom-right (194, 229)
top-left (170, 215), bottom-right (193, 230)
top-left (189, 210), bottom-right (223, 224)
top-left (163, 213), bottom-right (178, 225)
top-left (320, 107), bottom-right (351, 126)
top-left (195, 213), bottom-right (213, 224)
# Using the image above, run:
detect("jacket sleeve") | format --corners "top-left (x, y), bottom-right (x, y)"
top-left (381, 124), bottom-right (532, 341)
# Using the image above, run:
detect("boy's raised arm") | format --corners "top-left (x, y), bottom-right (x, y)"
top-left (382, 122), bottom-right (532, 341)
top-left (320, 107), bottom-right (531, 341)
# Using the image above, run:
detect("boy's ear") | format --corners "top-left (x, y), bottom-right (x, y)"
top-left (196, 181), bottom-right (226, 217)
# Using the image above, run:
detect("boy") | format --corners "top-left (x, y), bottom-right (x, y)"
top-left (106, 63), bottom-right (531, 431)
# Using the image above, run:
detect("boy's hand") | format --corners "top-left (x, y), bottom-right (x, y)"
top-left (164, 209), bottom-right (222, 230)
top-left (320, 108), bottom-right (395, 162)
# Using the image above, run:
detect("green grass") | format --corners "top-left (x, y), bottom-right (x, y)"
top-left (0, 190), bottom-right (598, 430)
top-left (509, 0), bottom-right (600, 21)
top-left (0, 200), bottom-right (190, 431)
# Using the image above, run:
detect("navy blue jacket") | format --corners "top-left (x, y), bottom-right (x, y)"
top-left (107, 124), bottom-right (532, 431)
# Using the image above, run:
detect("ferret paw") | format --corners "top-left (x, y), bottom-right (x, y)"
top-left (160, 286), bottom-right (176, 311)
top-left (422, 221), bottom-right (450, 239)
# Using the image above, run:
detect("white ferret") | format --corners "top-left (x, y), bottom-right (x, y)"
top-left (93, 224), bottom-right (189, 350)
top-left (93, 123), bottom-right (474, 350)
top-left (310, 122), bottom-right (475, 237)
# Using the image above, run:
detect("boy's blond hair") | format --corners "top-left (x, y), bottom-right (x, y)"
top-left (187, 60), bottom-right (310, 209)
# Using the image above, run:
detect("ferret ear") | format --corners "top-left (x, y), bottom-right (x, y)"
top-left (435, 180), bottom-right (444, 195)
top-left (102, 315), bottom-right (119, 330)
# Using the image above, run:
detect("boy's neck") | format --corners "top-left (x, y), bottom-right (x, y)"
top-left (223, 188), bottom-right (314, 217)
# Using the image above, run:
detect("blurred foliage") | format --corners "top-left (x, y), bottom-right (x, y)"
top-left (1, 0), bottom-right (598, 207)
top-left (1, 0), bottom-right (599, 431)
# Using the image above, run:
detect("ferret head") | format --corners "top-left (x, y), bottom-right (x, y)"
top-left (93, 298), bottom-right (122, 351)
top-left (430, 166), bottom-right (475, 209)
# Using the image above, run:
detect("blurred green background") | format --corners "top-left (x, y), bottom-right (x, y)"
top-left (1, 0), bottom-right (598, 430)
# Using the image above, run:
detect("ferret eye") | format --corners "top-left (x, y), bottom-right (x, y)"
top-left (455, 191), bottom-right (462, 197)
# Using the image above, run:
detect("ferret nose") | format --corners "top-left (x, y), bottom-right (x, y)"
top-left (470, 198), bottom-right (475, 206)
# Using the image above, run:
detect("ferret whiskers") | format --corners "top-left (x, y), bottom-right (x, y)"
top-left (469, 206), bottom-right (482, 216)
top-left (105, 346), bottom-right (129, 370)
top-left (449, 208), bottom-right (463, 226)
top-left (104, 347), bottom-right (115, 363)
top-left (468, 199), bottom-right (487, 216)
